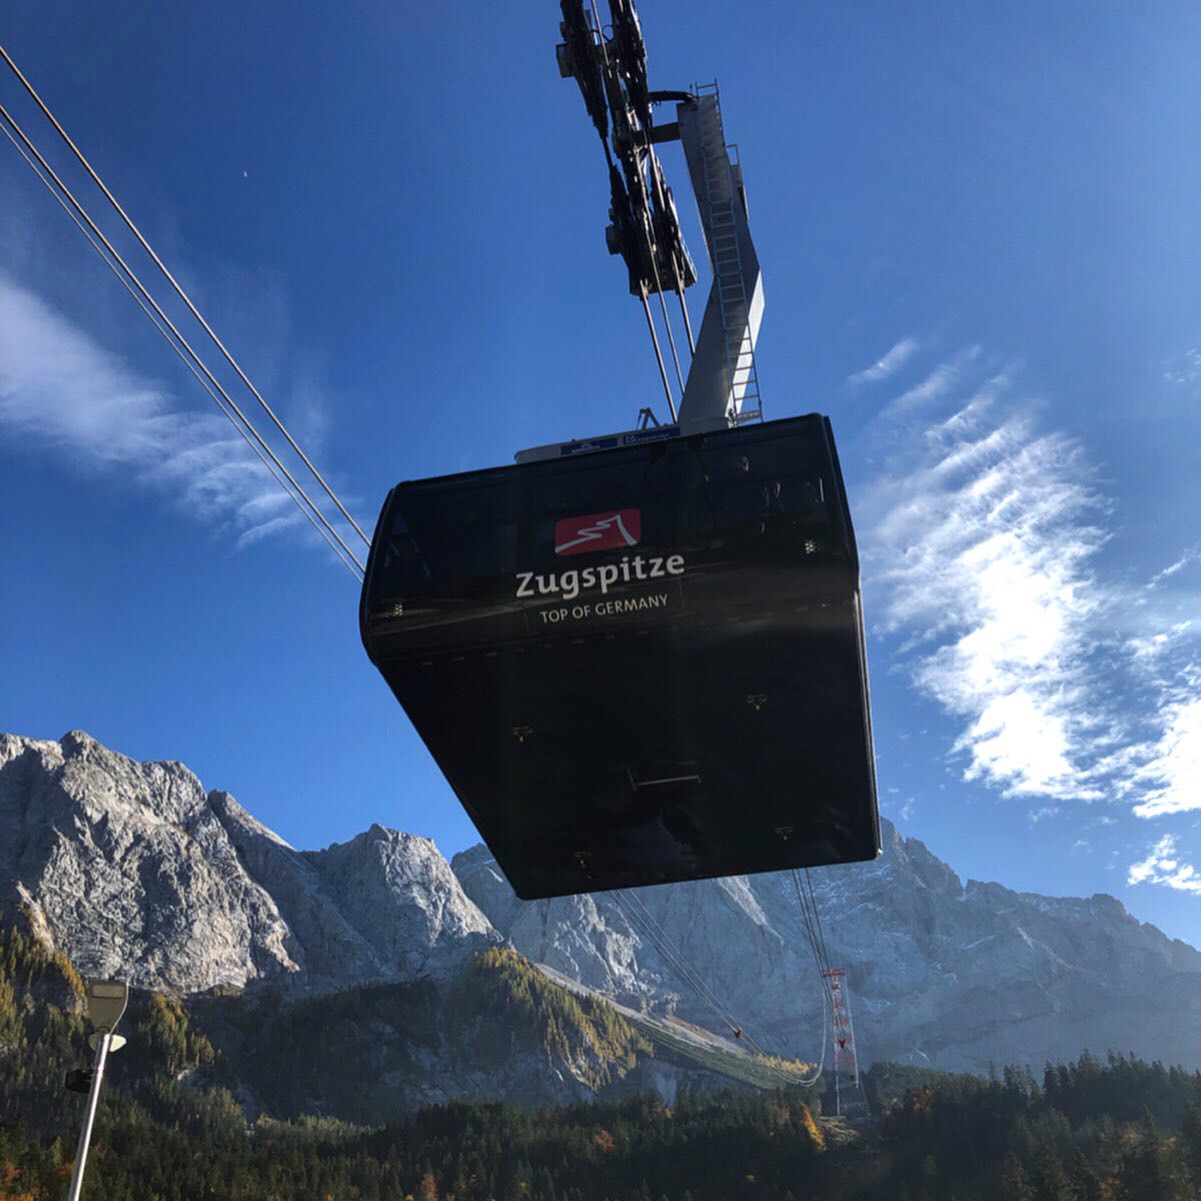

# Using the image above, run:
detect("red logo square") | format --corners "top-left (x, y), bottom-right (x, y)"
top-left (554, 509), bottom-right (642, 556)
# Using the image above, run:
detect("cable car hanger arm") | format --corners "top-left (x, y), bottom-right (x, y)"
top-left (529, 0), bottom-right (762, 462)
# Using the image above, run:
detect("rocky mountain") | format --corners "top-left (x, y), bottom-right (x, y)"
top-left (3, 728), bottom-right (1200, 1084)
top-left (453, 825), bottom-right (1201, 1075)
top-left (0, 730), bottom-right (496, 995)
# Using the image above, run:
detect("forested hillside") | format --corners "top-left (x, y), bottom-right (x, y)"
top-left (0, 916), bottom-right (716, 1130)
top-left (4, 915), bottom-right (1201, 1200)
top-left (4, 1050), bottom-right (1201, 1199)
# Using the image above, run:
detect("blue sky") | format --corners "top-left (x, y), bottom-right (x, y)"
top-left (2, 1), bottom-right (1199, 944)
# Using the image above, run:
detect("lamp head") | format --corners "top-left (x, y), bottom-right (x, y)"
top-left (85, 980), bottom-right (128, 1034)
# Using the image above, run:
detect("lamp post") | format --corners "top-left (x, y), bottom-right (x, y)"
top-left (65, 980), bottom-right (128, 1201)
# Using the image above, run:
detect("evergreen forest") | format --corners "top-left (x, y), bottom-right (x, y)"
top-left (3, 917), bottom-right (1201, 1200)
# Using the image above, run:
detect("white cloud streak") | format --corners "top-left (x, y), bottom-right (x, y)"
top-left (1128, 835), bottom-right (1201, 895)
top-left (866, 391), bottom-right (1105, 799)
top-left (1130, 691), bottom-right (1201, 819)
top-left (0, 273), bottom-right (337, 550)
top-left (847, 337), bottom-right (920, 387)
top-left (882, 346), bottom-right (981, 419)
top-left (1149, 548), bottom-right (1200, 588)
top-left (863, 346), bottom-right (1200, 819)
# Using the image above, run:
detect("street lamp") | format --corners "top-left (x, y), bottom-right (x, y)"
top-left (65, 980), bottom-right (128, 1201)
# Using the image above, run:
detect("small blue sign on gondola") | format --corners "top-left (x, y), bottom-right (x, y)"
top-left (559, 425), bottom-right (683, 456)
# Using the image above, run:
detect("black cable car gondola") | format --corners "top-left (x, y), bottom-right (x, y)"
top-left (361, 414), bottom-right (878, 899)
top-left (362, 1), bottom-right (879, 898)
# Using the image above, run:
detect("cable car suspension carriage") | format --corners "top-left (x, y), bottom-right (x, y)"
top-left (360, 0), bottom-right (880, 900)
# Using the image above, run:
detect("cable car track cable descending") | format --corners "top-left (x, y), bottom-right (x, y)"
top-left (612, 890), bottom-right (822, 1088)
top-left (611, 891), bottom-right (743, 1039)
top-left (0, 97), bottom-right (366, 577)
top-left (0, 43), bottom-right (371, 555)
top-left (615, 887), bottom-right (829, 1088)
top-left (0, 118), bottom-right (365, 581)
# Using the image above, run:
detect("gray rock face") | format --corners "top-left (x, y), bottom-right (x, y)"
top-left (0, 731), bottom-right (297, 993)
top-left (0, 732), bottom-right (496, 994)
top-left (302, 823), bottom-right (498, 980)
top-left (5, 728), bottom-right (1199, 1077)
top-left (453, 846), bottom-right (651, 1000)
top-left (454, 822), bottom-right (1201, 1074)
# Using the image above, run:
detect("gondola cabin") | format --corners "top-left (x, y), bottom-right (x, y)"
top-left (361, 414), bottom-right (879, 898)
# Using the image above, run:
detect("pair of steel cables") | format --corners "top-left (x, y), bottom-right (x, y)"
top-left (791, 868), bottom-right (837, 991)
top-left (0, 45), bottom-right (367, 582)
top-left (612, 880), bottom-right (830, 1089)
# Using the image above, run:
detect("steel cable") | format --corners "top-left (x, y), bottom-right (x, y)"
top-left (0, 42), bottom-right (371, 550)
top-left (613, 890), bottom-right (793, 1077)
top-left (0, 120), bottom-right (365, 581)
top-left (0, 103), bottom-right (366, 576)
top-left (643, 193), bottom-right (687, 399)
top-left (614, 888), bottom-right (821, 1088)
top-left (803, 868), bottom-right (836, 980)
top-left (789, 869), bottom-right (828, 979)
top-left (638, 283), bottom-right (677, 418)
top-left (616, 889), bottom-right (743, 1035)
top-left (613, 891), bottom-right (740, 1033)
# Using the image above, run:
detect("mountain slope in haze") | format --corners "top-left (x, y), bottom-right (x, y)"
top-left (0, 730), bottom-right (806, 1114)
top-left (3, 728), bottom-right (1199, 1080)
top-left (453, 823), bottom-right (1201, 1075)
top-left (0, 918), bottom-right (741, 1131)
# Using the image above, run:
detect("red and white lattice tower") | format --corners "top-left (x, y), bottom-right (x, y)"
top-left (821, 968), bottom-right (860, 1113)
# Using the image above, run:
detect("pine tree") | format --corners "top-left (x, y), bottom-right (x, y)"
top-left (1031, 1142), bottom-right (1070, 1201)
top-left (1067, 1150), bottom-right (1100, 1201)
top-left (1110, 1113), bottom-right (1172, 1201)
top-left (1001, 1152), bottom-right (1035, 1201)
top-left (1181, 1102), bottom-right (1201, 1189)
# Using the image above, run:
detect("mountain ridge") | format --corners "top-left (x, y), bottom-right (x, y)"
top-left (0, 730), bottom-right (497, 995)
top-left (2, 727), bottom-right (1199, 1076)
top-left (453, 820), bottom-right (1201, 1074)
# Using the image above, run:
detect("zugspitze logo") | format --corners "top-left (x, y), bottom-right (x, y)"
top-left (554, 509), bottom-right (641, 556)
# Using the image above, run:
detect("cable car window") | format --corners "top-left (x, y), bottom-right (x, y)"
top-left (711, 475), bottom-right (826, 526)
top-left (417, 525), bottom-right (518, 582)
top-left (533, 458), bottom-right (650, 517)
top-left (379, 484), bottom-right (521, 593)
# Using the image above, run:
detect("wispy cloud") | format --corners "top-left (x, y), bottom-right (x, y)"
top-left (882, 346), bottom-right (982, 419)
top-left (0, 273), bottom-right (347, 552)
top-left (1149, 548), bottom-right (1201, 588)
top-left (1130, 690), bottom-right (1201, 819)
top-left (847, 337), bottom-right (920, 387)
top-left (866, 381), bottom-right (1105, 799)
top-left (1029, 806), bottom-right (1061, 824)
top-left (1129, 623), bottom-right (1195, 661)
top-left (1162, 347), bottom-right (1201, 390)
top-left (1128, 835), bottom-right (1201, 895)
top-left (863, 347), bottom-right (1200, 817)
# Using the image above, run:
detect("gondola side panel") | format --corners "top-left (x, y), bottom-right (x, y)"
top-left (361, 415), bottom-right (880, 897)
